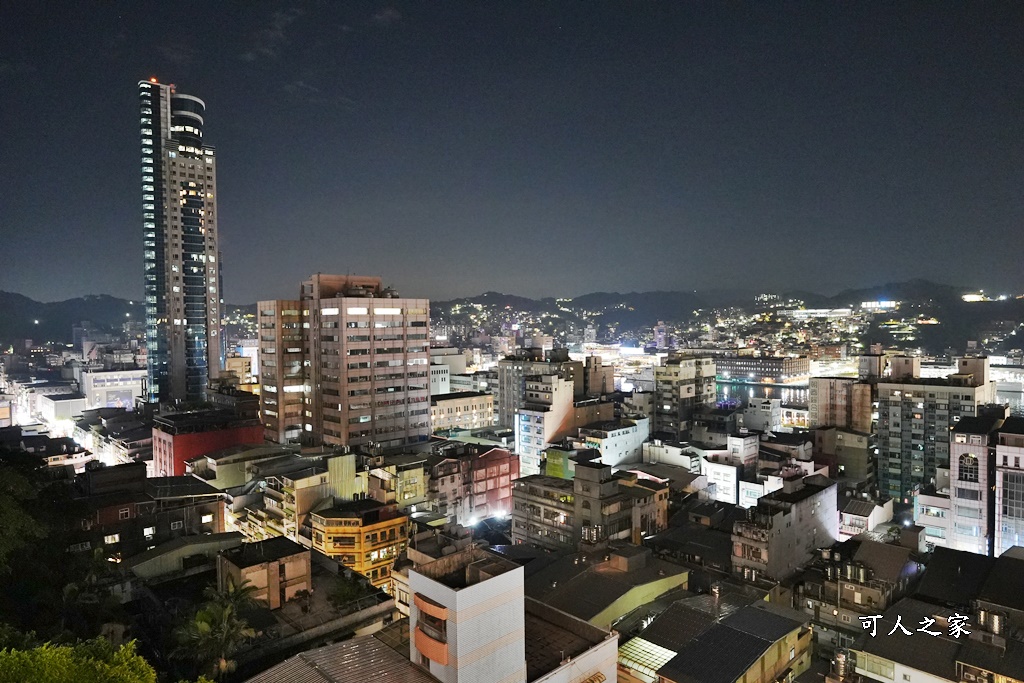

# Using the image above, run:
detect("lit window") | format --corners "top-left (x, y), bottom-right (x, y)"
top-left (104, 534), bottom-right (120, 545)
top-left (144, 526), bottom-right (156, 539)
top-left (201, 514), bottom-right (213, 524)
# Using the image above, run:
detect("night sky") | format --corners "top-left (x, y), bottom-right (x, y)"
top-left (2, 2), bottom-right (1023, 304)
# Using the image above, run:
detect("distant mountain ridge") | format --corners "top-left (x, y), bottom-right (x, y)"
top-left (0, 279), bottom-right (1007, 346)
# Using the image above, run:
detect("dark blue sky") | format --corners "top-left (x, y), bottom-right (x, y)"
top-left (1, 2), bottom-right (1023, 303)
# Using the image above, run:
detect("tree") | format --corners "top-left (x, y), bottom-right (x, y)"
top-left (327, 574), bottom-right (374, 611)
top-left (203, 575), bottom-right (263, 613)
top-left (0, 638), bottom-right (155, 683)
top-left (0, 460), bottom-right (46, 574)
top-left (174, 603), bottom-right (256, 680)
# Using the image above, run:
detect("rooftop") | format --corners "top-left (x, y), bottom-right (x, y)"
top-left (977, 554), bottom-right (1024, 612)
top-left (852, 540), bottom-right (914, 584)
top-left (515, 474), bottom-right (575, 491)
top-left (430, 391), bottom-right (490, 403)
top-left (524, 546), bottom-right (687, 622)
top-left (242, 634), bottom-right (437, 683)
top-left (186, 443), bottom-right (299, 464)
top-left (914, 546), bottom-right (995, 609)
top-left (756, 474), bottom-right (835, 506)
top-left (145, 476), bottom-right (222, 498)
top-left (523, 598), bottom-right (611, 682)
top-left (40, 392), bottom-right (86, 402)
top-left (223, 536), bottom-right (307, 569)
top-left (315, 498), bottom-right (392, 518)
top-left (1000, 417), bottom-right (1024, 435)
top-left (953, 415), bottom-right (1003, 434)
top-left (579, 419), bottom-right (642, 433)
top-left (153, 409), bottom-right (260, 433)
top-left (126, 531), bottom-right (244, 570)
top-left (840, 497), bottom-right (878, 517)
top-left (412, 546), bottom-right (520, 590)
top-left (636, 602), bottom-right (806, 683)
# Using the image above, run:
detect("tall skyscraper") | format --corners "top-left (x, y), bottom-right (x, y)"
top-left (139, 78), bottom-right (223, 403)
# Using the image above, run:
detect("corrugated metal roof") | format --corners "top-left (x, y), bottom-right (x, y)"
top-left (657, 624), bottom-right (770, 683)
top-left (243, 635), bottom-right (439, 683)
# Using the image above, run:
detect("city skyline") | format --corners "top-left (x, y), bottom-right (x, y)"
top-left (2, 3), bottom-right (1024, 304)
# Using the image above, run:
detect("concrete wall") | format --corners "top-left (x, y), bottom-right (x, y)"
top-left (410, 561), bottom-right (526, 683)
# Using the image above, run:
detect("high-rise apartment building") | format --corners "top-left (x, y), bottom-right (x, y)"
top-left (876, 357), bottom-right (997, 502)
top-left (139, 78), bottom-right (222, 404)
top-left (808, 376), bottom-right (874, 433)
top-left (653, 354), bottom-right (717, 438)
top-left (258, 275), bottom-right (430, 448)
top-left (496, 348), bottom-right (583, 426)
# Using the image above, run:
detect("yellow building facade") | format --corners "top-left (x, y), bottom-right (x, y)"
top-left (309, 499), bottom-right (408, 592)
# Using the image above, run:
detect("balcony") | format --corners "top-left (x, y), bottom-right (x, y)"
top-left (414, 626), bottom-right (449, 666)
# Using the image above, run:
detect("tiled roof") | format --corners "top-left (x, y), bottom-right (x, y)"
top-left (853, 541), bottom-right (913, 585)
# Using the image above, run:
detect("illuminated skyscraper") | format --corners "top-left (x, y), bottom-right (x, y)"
top-left (139, 78), bottom-right (223, 403)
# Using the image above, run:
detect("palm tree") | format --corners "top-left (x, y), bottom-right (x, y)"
top-left (174, 602), bottom-right (256, 680)
top-left (203, 575), bottom-right (264, 613)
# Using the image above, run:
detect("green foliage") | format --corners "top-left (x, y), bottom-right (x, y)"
top-left (0, 448), bottom-right (105, 640)
top-left (0, 461), bottom-right (46, 574)
top-left (203, 575), bottom-right (264, 613)
top-left (174, 583), bottom-right (259, 680)
top-left (327, 574), bottom-right (374, 609)
top-left (0, 623), bottom-right (39, 651)
top-left (0, 638), bottom-right (156, 683)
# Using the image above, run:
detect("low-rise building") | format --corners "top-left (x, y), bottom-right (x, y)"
top-left (217, 536), bottom-right (311, 610)
top-left (409, 546), bottom-right (618, 683)
top-left (152, 409), bottom-right (264, 476)
top-left (511, 460), bottom-right (669, 552)
top-left (425, 441), bottom-right (518, 525)
top-left (68, 462), bottom-right (225, 561)
top-left (839, 497), bottom-right (894, 539)
top-left (789, 538), bottom-right (922, 655)
top-left (618, 600), bottom-right (813, 683)
top-left (731, 473), bottom-right (838, 582)
top-left (574, 417), bottom-right (650, 467)
top-left (307, 499), bottom-right (408, 592)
